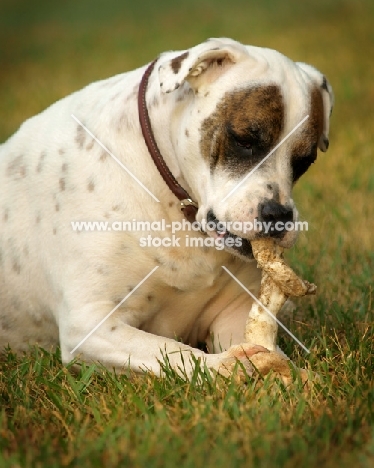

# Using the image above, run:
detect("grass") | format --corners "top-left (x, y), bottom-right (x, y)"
top-left (1, 344), bottom-right (373, 467)
top-left (0, 0), bottom-right (373, 466)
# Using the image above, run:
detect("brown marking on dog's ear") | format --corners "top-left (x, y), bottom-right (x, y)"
top-left (160, 40), bottom-right (248, 94)
top-left (290, 87), bottom-right (325, 182)
top-left (321, 76), bottom-right (329, 92)
top-left (321, 136), bottom-right (329, 151)
top-left (171, 52), bottom-right (189, 74)
top-left (200, 86), bottom-right (284, 174)
top-left (311, 86), bottom-right (331, 152)
top-left (310, 87), bottom-right (324, 143)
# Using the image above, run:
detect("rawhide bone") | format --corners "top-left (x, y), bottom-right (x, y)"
top-left (245, 238), bottom-right (316, 349)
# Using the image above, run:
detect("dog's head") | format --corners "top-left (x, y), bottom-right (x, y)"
top-left (158, 38), bottom-right (334, 259)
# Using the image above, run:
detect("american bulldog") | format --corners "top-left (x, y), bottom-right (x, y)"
top-left (0, 38), bottom-right (333, 378)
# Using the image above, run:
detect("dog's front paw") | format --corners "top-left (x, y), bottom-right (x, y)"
top-left (248, 351), bottom-right (309, 387)
top-left (217, 345), bottom-right (310, 387)
top-left (217, 344), bottom-right (270, 380)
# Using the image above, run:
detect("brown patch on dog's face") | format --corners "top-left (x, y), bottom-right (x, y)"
top-left (200, 86), bottom-right (284, 175)
top-left (291, 87), bottom-right (324, 183)
top-left (170, 52), bottom-right (189, 74)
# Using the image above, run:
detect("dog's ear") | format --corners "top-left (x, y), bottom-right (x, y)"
top-left (297, 62), bottom-right (334, 152)
top-left (158, 38), bottom-right (247, 93)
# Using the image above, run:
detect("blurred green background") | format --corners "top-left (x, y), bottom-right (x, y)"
top-left (1, 0), bottom-right (373, 142)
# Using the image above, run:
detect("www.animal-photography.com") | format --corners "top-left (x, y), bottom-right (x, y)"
top-left (0, 1), bottom-right (373, 467)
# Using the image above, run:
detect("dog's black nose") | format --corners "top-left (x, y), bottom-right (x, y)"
top-left (258, 200), bottom-right (293, 238)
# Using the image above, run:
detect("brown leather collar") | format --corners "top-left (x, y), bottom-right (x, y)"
top-left (138, 59), bottom-right (198, 223)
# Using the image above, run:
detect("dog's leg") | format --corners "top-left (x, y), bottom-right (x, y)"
top-left (206, 304), bottom-right (250, 353)
top-left (59, 302), bottom-right (267, 378)
top-left (206, 288), bottom-right (286, 358)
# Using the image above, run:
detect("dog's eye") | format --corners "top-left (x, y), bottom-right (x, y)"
top-left (235, 138), bottom-right (253, 155)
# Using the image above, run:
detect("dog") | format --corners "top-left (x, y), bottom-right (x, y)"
top-left (0, 38), bottom-right (333, 378)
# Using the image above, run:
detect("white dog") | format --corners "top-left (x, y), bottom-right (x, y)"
top-left (0, 38), bottom-right (333, 378)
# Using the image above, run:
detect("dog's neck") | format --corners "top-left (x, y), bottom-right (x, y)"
top-left (138, 60), bottom-right (198, 223)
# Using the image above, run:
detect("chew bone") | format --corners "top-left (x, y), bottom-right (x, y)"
top-left (250, 238), bottom-right (317, 297)
top-left (245, 238), bottom-right (316, 350)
